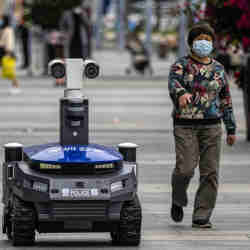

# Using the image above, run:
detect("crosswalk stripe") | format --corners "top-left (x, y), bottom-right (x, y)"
top-left (1, 231), bottom-right (248, 241)
top-left (138, 183), bottom-right (250, 193)
top-left (142, 231), bottom-right (250, 241)
top-left (0, 98), bottom-right (171, 105)
top-left (141, 204), bottom-right (250, 214)
top-left (0, 122), bottom-right (153, 130)
top-left (0, 106), bottom-right (182, 114)
top-left (138, 160), bottom-right (250, 166)
top-left (0, 88), bottom-right (168, 96)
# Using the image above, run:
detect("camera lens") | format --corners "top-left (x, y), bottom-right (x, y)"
top-left (84, 63), bottom-right (100, 79)
top-left (52, 63), bottom-right (65, 79)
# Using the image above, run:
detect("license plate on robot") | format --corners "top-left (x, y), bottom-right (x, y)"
top-left (70, 189), bottom-right (90, 198)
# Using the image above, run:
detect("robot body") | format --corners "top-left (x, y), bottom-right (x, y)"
top-left (2, 59), bottom-right (141, 246)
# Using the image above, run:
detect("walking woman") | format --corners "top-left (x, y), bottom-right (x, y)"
top-left (168, 22), bottom-right (236, 228)
top-left (0, 15), bottom-right (21, 94)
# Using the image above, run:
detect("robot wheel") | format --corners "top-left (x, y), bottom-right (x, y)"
top-left (111, 194), bottom-right (142, 246)
top-left (7, 196), bottom-right (36, 246)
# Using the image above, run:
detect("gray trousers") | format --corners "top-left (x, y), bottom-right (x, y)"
top-left (172, 124), bottom-right (222, 221)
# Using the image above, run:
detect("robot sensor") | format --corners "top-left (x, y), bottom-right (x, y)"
top-left (48, 59), bottom-right (66, 79)
top-left (83, 59), bottom-right (100, 79)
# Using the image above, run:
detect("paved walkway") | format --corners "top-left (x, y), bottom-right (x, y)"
top-left (0, 75), bottom-right (249, 249)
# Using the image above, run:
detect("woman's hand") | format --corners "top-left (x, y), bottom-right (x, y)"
top-left (179, 93), bottom-right (193, 108)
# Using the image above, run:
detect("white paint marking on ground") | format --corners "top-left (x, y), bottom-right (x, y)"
top-left (139, 183), bottom-right (250, 193)
top-left (1, 231), bottom-right (249, 241)
top-left (139, 160), bottom-right (250, 166)
top-left (142, 231), bottom-right (250, 241)
top-left (141, 203), bottom-right (250, 215)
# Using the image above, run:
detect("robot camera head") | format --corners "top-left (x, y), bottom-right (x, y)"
top-left (83, 59), bottom-right (100, 79)
top-left (48, 59), bottom-right (66, 79)
top-left (48, 58), bottom-right (100, 80)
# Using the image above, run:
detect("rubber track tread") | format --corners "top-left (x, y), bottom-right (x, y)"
top-left (10, 197), bottom-right (36, 246)
top-left (111, 194), bottom-right (142, 246)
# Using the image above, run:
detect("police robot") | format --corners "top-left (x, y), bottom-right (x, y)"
top-left (2, 58), bottom-right (142, 246)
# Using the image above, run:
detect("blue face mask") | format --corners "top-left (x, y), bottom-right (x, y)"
top-left (0, 19), bottom-right (3, 27)
top-left (192, 40), bottom-right (213, 58)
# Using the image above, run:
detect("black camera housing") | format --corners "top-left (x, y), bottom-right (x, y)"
top-left (83, 60), bottom-right (100, 79)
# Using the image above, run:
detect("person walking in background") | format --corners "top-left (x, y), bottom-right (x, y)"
top-left (168, 22), bottom-right (236, 228)
top-left (0, 15), bottom-right (21, 94)
top-left (125, 25), bottom-right (153, 76)
top-left (46, 30), bottom-right (66, 87)
top-left (60, 0), bottom-right (92, 59)
top-left (14, 0), bottom-right (31, 70)
top-left (18, 21), bottom-right (30, 69)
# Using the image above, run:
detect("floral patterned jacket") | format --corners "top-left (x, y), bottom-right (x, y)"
top-left (168, 56), bottom-right (236, 135)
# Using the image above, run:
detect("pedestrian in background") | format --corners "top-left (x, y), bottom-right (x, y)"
top-left (0, 15), bottom-right (21, 94)
top-left (125, 30), bottom-right (153, 75)
top-left (46, 30), bottom-right (66, 87)
top-left (60, 0), bottom-right (92, 59)
top-left (168, 22), bottom-right (236, 228)
top-left (15, 0), bottom-right (31, 70)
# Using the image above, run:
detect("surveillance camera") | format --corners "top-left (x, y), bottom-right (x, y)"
top-left (83, 59), bottom-right (100, 79)
top-left (48, 59), bottom-right (66, 79)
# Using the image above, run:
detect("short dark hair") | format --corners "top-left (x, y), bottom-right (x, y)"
top-left (187, 22), bottom-right (215, 47)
